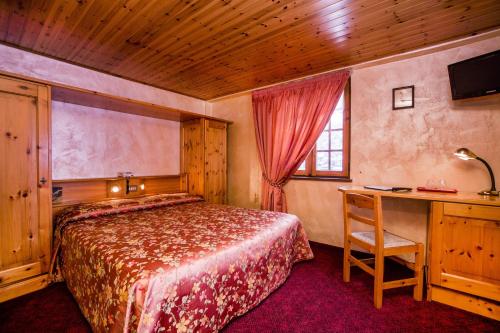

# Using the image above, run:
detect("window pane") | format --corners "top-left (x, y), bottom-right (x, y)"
top-left (330, 151), bottom-right (343, 171)
top-left (330, 108), bottom-right (343, 129)
top-left (335, 93), bottom-right (344, 110)
top-left (316, 152), bottom-right (329, 171)
top-left (331, 130), bottom-right (343, 150)
top-left (317, 131), bottom-right (329, 151)
top-left (297, 160), bottom-right (306, 171)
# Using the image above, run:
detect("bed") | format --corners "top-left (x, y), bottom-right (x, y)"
top-left (50, 193), bottom-right (313, 333)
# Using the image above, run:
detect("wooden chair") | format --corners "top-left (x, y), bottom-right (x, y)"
top-left (342, 192), bottom-right (424, 309)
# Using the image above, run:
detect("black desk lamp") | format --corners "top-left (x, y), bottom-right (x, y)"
top-left (454, 148), bottom-right (498, 196)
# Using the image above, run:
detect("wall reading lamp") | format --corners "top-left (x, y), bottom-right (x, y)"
top-left (454, 148), bottom-right (498, 196)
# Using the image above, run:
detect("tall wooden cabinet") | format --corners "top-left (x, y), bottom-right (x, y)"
top-left (181, 118), bottom-right (227, 204)
top-left (0, 76), bottom-right (51, 302)
top-left (429, 202), bottom-right (500, 320)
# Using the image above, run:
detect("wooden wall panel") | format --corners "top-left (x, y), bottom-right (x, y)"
top-left (0, 1), bottom-right (499, 99)
top-left (53, 180), bottom-right (108, 206)
top-left (52, 175), bottom-right (184, 210)
top-left (51, 85), bottom-right (226, 122)
top-left (144, 175), bottom-right (186, 196)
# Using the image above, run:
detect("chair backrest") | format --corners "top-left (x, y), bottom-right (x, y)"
top-left (342, 192), bottom-right (384, 246)
top-left (344, 193), bottom-right (378, 225)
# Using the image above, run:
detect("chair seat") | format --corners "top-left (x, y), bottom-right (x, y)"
top-left (351, 231), bottom-right (415, 248)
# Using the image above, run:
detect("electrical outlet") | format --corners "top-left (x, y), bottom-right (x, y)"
top-left (52, 186), bottom-right (63, 201)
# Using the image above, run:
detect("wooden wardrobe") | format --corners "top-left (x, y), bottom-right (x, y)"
top-left (181, 118), bottom-right (227, 204)
top-left (0, 75), bottom-right (52, 302)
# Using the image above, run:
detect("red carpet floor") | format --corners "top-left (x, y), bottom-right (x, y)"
top-left (1, 242), bottom-right (498, 332)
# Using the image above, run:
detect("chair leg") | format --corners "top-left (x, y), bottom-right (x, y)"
top-left (373, 253), bottom-right (384, 309)
top-left (413, 243), bottom-right (424, 301)
top-left (343, 239), bottom-right (351, 282)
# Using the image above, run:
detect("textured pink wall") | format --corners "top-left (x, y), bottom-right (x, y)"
top-left (52, 102), bottom-right (179, 179)
top-left (209, 34), bottom-right (500, 248)
top-left (0, 44), bottom-right (206, 114)
top-left (0, 44), bottom-right (206, 179)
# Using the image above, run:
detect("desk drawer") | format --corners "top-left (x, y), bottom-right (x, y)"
top-left (443, 203), bottom-right (500, 221)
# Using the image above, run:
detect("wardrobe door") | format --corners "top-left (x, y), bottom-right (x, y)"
top-left (0, 76), bottom-right (51, 288)
top-left (181, 119), bottom-right (205, 197)
top-left (204, 119), bottom-right (227, 204)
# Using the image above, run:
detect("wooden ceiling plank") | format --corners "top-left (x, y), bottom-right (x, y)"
top-left (129, 0), bottom-right (452, 80)
top-left (193, 20), bottom-right (500, 98)
top-left (165, 0), bottom-right (496, 83)
top-left (111, 0), bottom-right (271, 74)
top-left (184, 23), bottom-right (499, 98)
top-left (30, 0), bottom-right (67, 50)
top-left (2, 0), bottom-right (32, 44)
top-left (0, 1), bottom-right (12, 41)
top-left (115, 0), bottom-right (302, 78)
top-left (173, 2), bottom-right (500, 91)
top-left (95, 0), bottom-right (220, 70)
top-left (91, 0), bottom-right (210, 67)
top-left (48, 0), bottom-right (98, 55)
top-left (34, 0), bottom-right (84, 52)
top-left (67, 0), bottom-right (162, 63)
top-left (18, 0), bottom-right (57, 48)
top-left (1, 0), bottom-right (499, 99)
top-left (162, 0), bottom-right (441, 74)
top-left (107, 0), bottom-right (227, 74)
top-left (60, 1), bottom-right (127, 60)
top-left (122, 0), bottom-right (367, 78)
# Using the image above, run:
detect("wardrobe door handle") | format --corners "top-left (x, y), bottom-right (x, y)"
top-left (39, 177), bottom-right (47, 185)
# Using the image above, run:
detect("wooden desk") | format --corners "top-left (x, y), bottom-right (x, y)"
top-left (338, 186), bottom-right (500, 206)
top-left (338, 186), bottom-right (500, 320)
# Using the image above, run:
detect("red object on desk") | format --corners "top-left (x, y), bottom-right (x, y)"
top-left (417, 187), bottom-right (458, 193)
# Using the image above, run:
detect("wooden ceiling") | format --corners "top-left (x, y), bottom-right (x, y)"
top-left (1, 1), bottom-right (499, 100)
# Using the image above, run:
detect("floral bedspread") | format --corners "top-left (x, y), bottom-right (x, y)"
top-left (52, 194), bottom-right (313, 333)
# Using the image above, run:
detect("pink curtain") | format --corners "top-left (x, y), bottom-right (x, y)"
top-left (252, 70), bottom-right (350, 212)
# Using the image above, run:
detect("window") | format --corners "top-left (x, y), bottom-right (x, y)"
top-left (295, 80), bottom-right (350, 179)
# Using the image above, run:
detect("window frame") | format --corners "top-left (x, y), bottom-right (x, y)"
top-left (293, 79), bottom-right (351, 181)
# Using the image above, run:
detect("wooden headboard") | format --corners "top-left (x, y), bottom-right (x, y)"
top-left (52, 174), bottom-right (188, 212)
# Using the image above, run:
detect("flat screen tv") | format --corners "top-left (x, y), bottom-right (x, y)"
top-left (448, 50), bottom-right (500, 100)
